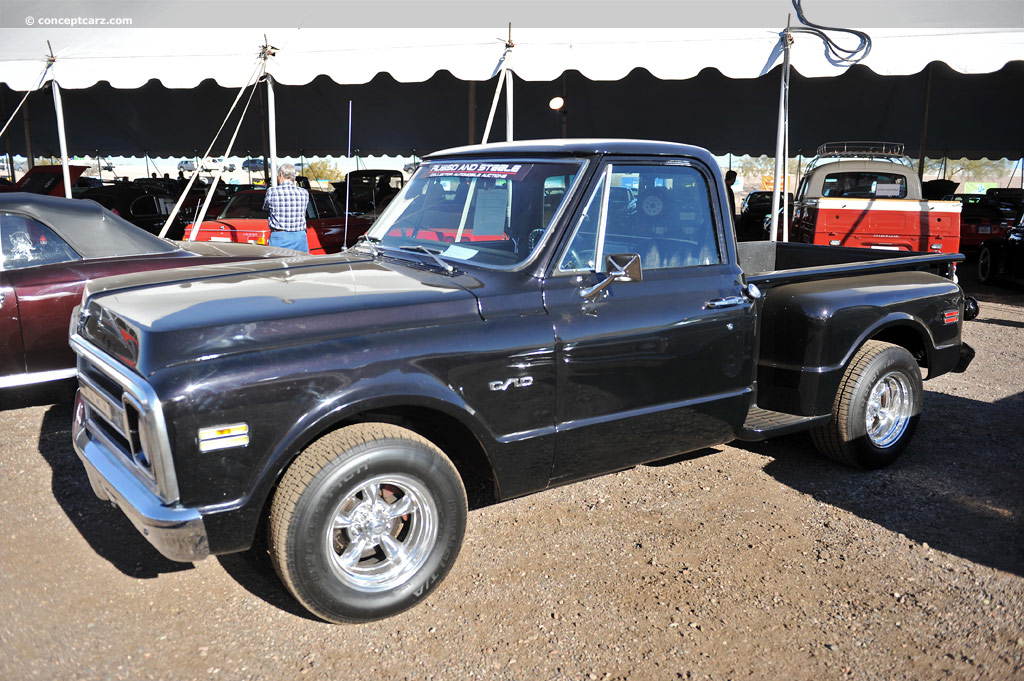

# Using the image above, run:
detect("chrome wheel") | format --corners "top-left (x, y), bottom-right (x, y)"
top-left (325, 474), bottom-right (438, 593)
top-left (864, 370), bottom-right (913, 448)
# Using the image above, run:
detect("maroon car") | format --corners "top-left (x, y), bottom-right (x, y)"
top-left (0, 192), bottom-right (301, 388)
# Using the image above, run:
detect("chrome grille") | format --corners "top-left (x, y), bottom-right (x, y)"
top-left (72, 333), bottom-right (179, 503)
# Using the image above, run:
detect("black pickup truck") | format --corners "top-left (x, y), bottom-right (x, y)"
top-left (69, 140), bottom-right (975, 623)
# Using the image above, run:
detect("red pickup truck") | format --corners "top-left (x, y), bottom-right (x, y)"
top-left (790, 143), bottom-right (961, 254)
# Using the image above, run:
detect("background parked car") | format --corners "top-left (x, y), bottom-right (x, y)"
top-left (0, 192), bottom-right (300, 388)
top-left (0, 165), bottom-right (88, 197)
top-left (186, 188), bottom-right (373, 252)
top-left (737, 189), bottom-right (790, 240)
top-left (202, 157), bottom-right (235, 173)
top-left (177, 159), bottom-right (196, 172)
top-left (943, 193), bottom-right (1015, 254)
top-left (977, 212), bottom-right (1024, 286)
top-left (242, 158), bottom-right (266, 172)
top-left (985, 187), bottom-right (1024, 223)
top-left (79, 184), bottom-right (180, 238)
top-left (331, 169), bottom-right (405, 216)
top-left (738, 190), bottom-right (793, 239)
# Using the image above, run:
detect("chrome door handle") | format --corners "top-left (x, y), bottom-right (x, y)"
top-left (703, 296), bottom-right (745, 309)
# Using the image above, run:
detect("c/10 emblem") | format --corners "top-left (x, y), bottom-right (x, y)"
top-left (488, 376), bottom-right (534, 391)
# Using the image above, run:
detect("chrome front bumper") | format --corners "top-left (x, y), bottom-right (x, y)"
top-left (73, 391), bottom-right (210, 563)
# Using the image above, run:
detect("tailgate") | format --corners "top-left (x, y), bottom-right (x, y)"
top-left (814, 198), bottom-right (961, 253)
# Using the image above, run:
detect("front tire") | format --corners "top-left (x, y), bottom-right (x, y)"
top-left (810, 341), bottom-right (923, 469)
top-left (268, 423), bottom-right (467, 623)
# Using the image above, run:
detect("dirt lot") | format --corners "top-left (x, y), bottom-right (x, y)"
top-left (2, 267), bottom-right (1022, 681)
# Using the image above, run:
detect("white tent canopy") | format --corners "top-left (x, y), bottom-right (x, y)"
top-left (2, 27), bottom-right (1023, 91)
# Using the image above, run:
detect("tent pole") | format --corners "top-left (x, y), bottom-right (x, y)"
top-left (770, 20), bottom-right (791, 242)
top-left (267, 74), bottom-right (278, 186)
top-left (344, 100), bottom-right (352, 247)
top-left (51, 80), bottom-right (72, 199)
top-left (467, 81), bottom-right (476, 144)
top-left (258, 84), bottom-right (269, 185)
top-left (23, 97), bottom-right (34, 172)
top-left (917, 63), bottom-right (933, 181)
top-left (505, 70), bottom-right (514, 142)
top-left (560, 74), bottom-right (568, 138)
top-left (0, 90), bottom-right (13, 181)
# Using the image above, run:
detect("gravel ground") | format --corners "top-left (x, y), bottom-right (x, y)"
top-left (1, 267), bottom-right (1022, 681)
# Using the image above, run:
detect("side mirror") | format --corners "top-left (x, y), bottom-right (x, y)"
top-left (604, 253), bottom-right (643, 283)
top-left (580, 253), bottom-right (642, 300)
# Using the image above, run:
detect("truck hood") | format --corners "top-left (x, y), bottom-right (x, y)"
top-left (76, 251), bottom-right (483, 375)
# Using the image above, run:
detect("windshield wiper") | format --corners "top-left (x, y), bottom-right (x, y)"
top-left (355, 234), bottom-right (380, 256)
top-left (399, 244), bottom-right (455, 273)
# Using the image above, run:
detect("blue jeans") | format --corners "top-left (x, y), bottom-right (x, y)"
top-left (270, 229), bottom-right (309, 252)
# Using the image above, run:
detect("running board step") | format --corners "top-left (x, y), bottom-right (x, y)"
top-left (738, 406), bottom-right (831, 441)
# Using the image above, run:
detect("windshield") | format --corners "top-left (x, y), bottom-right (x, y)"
top-left (218, 191), bottom-right (270, 220)
top-left (367, 159), bottom-right (582, 268)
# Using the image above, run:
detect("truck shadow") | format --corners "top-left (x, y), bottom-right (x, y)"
top-left (737, 388), bottom-right (1024, 577)
top-left (37, 397), bottom-right (194, 579)
top-left (0, 379), bottom-right (77, 412)
top-left (216, 547), bottom-right (323, 622)
top-left (28, 391), bottom-right (316, 618)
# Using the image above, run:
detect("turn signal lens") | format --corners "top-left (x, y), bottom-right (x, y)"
top-left (198, 423), bottom-right (249, 452)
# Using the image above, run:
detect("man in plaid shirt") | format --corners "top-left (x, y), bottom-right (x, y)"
top-left (264, 162), bottom-right (310, 252)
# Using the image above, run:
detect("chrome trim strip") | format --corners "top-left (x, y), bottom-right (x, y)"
top-left (70, 332), bottom-right (180, 503)
top-left (0, 367), bottom-right (76, 389)
top-left (557, 386), bottom-right (753, 433)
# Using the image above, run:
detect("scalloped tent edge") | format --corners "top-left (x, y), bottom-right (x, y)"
top-left (0, 28), bottom-right (1022, 160)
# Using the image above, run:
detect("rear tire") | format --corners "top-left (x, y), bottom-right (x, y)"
top-left (810, 341), bottom-right (922, 469)
top-left (268, 423), bottom-right (467, 623)
top-left (977, 245), bottom-right (994, 284)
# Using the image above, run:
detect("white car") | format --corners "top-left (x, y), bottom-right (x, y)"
top-left (201, 157), bottom-right (232, 173)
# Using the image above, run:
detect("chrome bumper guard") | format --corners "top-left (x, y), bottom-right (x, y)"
top-left (73, 396), bottom-right (210, 562)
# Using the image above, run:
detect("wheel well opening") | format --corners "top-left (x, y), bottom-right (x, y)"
top-left (350, 407), bottom-right (499, 510)
top-left (870, 325), bottom-right (928, 368)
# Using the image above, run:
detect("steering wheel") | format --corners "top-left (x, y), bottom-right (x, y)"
top-left (528, 228), bottom-right (545, 251)
top-left (562, 247), bottom-right (595, 271)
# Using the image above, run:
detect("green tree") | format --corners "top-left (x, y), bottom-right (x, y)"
top-left (923, 157), bottom-right (1016, 183)
top-left (302, 159), bottom-right (344, 182)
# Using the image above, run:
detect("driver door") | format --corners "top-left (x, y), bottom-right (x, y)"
top-left (543, 159), bottom-right (756, 484)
